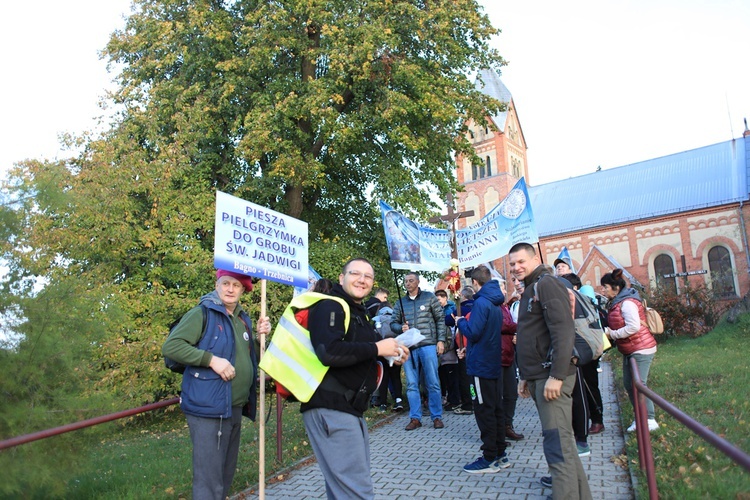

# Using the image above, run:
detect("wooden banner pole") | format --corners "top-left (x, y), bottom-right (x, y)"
top-left (259, 279), bottom-right (267, 499)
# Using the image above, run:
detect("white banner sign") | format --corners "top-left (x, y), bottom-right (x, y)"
top-left (379, 177), bottom-right (538, 271)
top-left (214, 191), bottom-right (309, 288)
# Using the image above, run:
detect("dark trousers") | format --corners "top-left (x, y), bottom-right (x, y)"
top-left (439, 363), bottom-right (460, 406)
top-left (579, 359), bottom-right (603, 424)
top-left (501, 362), bottom-right (519, 428)
top-left (457, 358), bottom-right (473, 410)
top-left (572, 366), bottom-right (590, 444)
top-left (377, 358), bottom-right (403, 405)
top-left (471, 376), bottom-right (507, 460)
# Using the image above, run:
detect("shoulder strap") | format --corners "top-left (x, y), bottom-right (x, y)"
top-left (199, 303), bottom-right (208, 340)
top-left (291, 292), bottom-right (351, 334)
top-left (532, 273), bottom-right (551, 302)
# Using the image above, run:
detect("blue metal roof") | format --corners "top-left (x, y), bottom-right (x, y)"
top-left (528, 137), bottom-right (749, 237)
top-left (475, 68), bottom-right (512, 130)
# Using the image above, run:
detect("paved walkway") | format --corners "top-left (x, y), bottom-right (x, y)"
top-left (242, 361), bottom-right (633, 499)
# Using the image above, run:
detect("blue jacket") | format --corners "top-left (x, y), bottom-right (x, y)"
top-left (178, 293), bottom-right (257, 420)
top-left (456, 280), bottom-right (504, 379)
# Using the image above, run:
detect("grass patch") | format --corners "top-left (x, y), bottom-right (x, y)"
top-left (58, 395), bottom-right (391, 499)
top-left (611, 314), bottom-right (750, 498)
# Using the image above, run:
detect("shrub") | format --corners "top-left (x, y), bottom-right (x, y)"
top-left (645, 281), bottom-right (733, 338)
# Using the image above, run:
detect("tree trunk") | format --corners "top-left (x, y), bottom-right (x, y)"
top-left (285, 184), bottom-right (304, 219)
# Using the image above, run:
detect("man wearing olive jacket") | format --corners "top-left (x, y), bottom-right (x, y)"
top-left (391, 271), bottom-right (448, 430)
top-left (508, 243), bottom-right (592, 499)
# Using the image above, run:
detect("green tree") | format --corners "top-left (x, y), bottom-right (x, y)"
top-left (1, 0), bottom-right (505, 405)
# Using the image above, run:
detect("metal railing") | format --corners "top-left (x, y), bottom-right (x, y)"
top-left (0, 397), bottom-right (179, 451)
top-left (630, 357), bottom-right (750, 499)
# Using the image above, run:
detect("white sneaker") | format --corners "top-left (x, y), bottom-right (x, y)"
top-left (626, 419), bottom-right (660, 432)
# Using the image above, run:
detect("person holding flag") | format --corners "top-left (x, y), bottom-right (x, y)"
top-left (554, 247), bottom-right (575, 276)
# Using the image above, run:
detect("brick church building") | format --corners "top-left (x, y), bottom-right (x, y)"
top-left (455, 69), bottom-right (750, 301)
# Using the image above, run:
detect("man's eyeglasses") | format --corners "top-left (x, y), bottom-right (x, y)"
top-left (347, 270), bottom-right (375, 282)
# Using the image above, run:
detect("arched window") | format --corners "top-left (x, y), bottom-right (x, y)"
top-left (471, 163), bottom-right (478, 180)
top-left (486, 156), bottom-right (492, 176)
top-left (479, 163), bottom-right (486, 178)
top-left (654, 254), bottom-right (677, 295)
top-left (708, 246), bottom-right (736, 297)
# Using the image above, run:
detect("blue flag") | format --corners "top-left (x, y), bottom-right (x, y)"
top-left (294, 265), bottom-right (323, 296)
top-left (556, 246), bottom-right (576, 273)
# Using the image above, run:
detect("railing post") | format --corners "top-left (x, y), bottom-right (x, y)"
top-left (276, 392), bottom-right (283, 462)
top-left (630, 357), bottom-right (659, 499)
top-left (632, 370), bottom-right (646, 469)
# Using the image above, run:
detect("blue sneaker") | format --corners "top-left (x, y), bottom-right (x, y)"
top-left (577, 442), bottom-right (591, 457)
top-left (492, 452), bottom-right (511, 469)
top-left (540, 475), bottom-right (552, 488)
top-left (463, 456), bottom-right (499, 474)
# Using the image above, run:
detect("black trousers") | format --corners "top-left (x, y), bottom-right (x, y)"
top-left (471, 376), bottom-right (507, 460)
top-left (439, 363), bottom-right (460, 407)
top-left (572, 365), bottom-right (590, 443)
top-left (457, 358), bottom-right (473, 410)
top-left (501, 362), bottom-right (519, 428)
top-left (377, 357), bottom-right (403, 404)
top-left (579, 359), bottom-right (603, 425)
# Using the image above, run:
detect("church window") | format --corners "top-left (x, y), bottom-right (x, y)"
top-left (708, 246), bottom-right (736, 297)
top-left (654, 254), bottom-right (677, 295)
top-left (486, 156), bottom-right (492, 176)
top-left (471, 163), bottom-right (478, 181)
top-left (479, 163), bottom-right (486, 178)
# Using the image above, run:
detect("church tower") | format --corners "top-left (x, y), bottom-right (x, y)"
top-left (456, 69), bottom-right (529, 229)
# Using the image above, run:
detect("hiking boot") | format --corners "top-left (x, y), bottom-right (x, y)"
top-left (505, 426), bottom-right (524, 441)
top-left (463, 456), bottom-right (500, 474)
top-left (577, 442), bottom-right (591, 457)
top-left (588, 423), bottom-right (605, 434)
top-left (405, 418), bottom-right (422, 431)
top-left (540, 475), bottom-right (552, 488)
top-left (433, 418), bottom-right (444, 429)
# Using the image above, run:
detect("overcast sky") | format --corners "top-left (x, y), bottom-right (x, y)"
top-left (1, 0), bottom-right (748, 186)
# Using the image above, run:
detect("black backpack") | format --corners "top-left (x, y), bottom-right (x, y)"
top-left (164, 304), bottom-right (207, 373)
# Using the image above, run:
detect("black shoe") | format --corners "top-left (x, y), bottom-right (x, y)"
top-left (393, 398), bottom-right (404, 412)
top-left (540, 476), bottom-right (552, 488)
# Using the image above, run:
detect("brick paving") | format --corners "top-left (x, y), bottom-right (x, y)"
top-left (240, 361), bottom-right (633, 499)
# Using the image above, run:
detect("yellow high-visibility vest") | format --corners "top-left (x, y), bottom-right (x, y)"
top-left (259, 292), bottom-right (350, 403)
